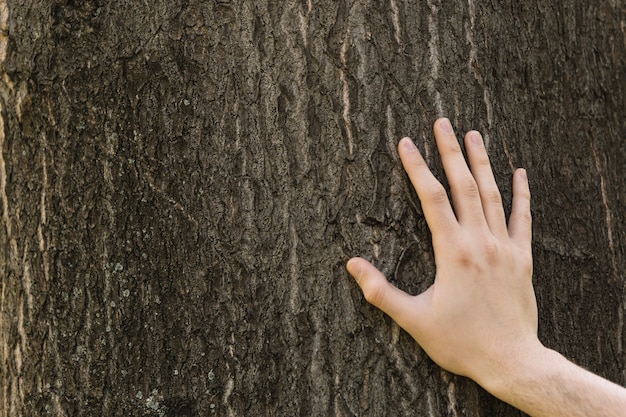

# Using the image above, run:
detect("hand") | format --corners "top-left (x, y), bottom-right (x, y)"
top-left (347, 118), bottom-right (540, 389)
top-left (348, 118), bottom-right (626, 416)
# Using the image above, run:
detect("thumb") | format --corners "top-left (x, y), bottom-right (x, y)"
top-left (347, 257), bottom-right (417, 329)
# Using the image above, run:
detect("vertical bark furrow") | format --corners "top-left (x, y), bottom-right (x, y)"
top-left (0, 1), bottom-right (624, 416)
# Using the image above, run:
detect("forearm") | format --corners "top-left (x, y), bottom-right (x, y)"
top-left (485, 346), bottom-right (626, 417)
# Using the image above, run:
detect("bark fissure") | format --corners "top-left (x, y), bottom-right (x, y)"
top-left (1, 1), bottom-right (624, 416)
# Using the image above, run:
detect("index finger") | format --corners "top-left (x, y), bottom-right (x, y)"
top-left (398, 137), bottom-right (458, 238)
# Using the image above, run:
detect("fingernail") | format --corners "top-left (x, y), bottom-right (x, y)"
top-left (400, 137), bottom-right (416, 151)
top-left (439, 118), bottom-right (453, 134)
top-left (519, 169), bottom-right (527, 181)
top-left (470, 131), bottom-right (483, 145)
top-left (346, 258), bottom-right (361, 282)
top-left (346, 258), bottom-right (357, 270)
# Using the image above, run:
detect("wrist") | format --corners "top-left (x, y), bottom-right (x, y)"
top-left (476, 338), bottom-right (553, 400)
top-left (477, 342), bottom-right (626, 416)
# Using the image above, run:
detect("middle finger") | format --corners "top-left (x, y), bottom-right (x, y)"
top-left (433, 118), bottom-right (487, 228)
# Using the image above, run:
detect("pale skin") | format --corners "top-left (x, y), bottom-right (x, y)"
top-left (347, 118), bottom-right (626, 416)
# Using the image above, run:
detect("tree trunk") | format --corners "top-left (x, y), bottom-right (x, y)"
top-left (1, 1), bottom-right (624, 416)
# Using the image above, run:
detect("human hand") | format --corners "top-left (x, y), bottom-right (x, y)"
top-left (347, 118), bottom-right (541, 390)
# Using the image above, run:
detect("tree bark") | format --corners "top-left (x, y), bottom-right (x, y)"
top-left (1, 1), bottom-right (624, 416)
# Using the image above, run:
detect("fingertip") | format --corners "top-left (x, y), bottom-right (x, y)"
top-left (398, 137), bottom-right (417, 153)
top-left (435, 117), bottom-right (453, 134)
top-left (514, 168), bottom-right (530, 197)
top-left (346, 256), bottom-right (375, 295)
top-left (347, 257), bottom-right (419, 331)
top-left (509, 167), bottom-right (532, 246)
top-left (516, 168), bottom-right (527, 181)
top-left (466, 130), bottom-right (483, 146)
top-left (346, 257), bottom-right (361, 277)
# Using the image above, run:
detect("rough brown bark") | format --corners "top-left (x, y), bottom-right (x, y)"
top-left (1, 1), bottom-right (625, 416)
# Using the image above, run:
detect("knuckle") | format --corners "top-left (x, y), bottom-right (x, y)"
top-left (459, 177), bottom-right (479, 196)
top-left (424, 183), bottom-right (449, 205)
top-left (483, 187), bottom-right (503, 205)
top-left (453, 243), bottom-right (474, 266)
top-left (363, 280), bottom-right (385, 307)
top-left (520, 210), bottom-right (532, 227)
top-left (477, 153), bottom-right (491, 165)
top-left (519, 251), bottom-right (534, 274)
top-left (516, 187), bottom-right (531, 203)
top-left (442, 140), bottom-right (463, 156)
top-left (413, 154), bottom-right (429, 168)
top-left (482, 237), bottom-right (499, 261)
top-left (453, 234), bottom-right (500, 266)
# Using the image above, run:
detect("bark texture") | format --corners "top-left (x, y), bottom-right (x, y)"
top-left (1, 1), bottom-right (625, 416)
